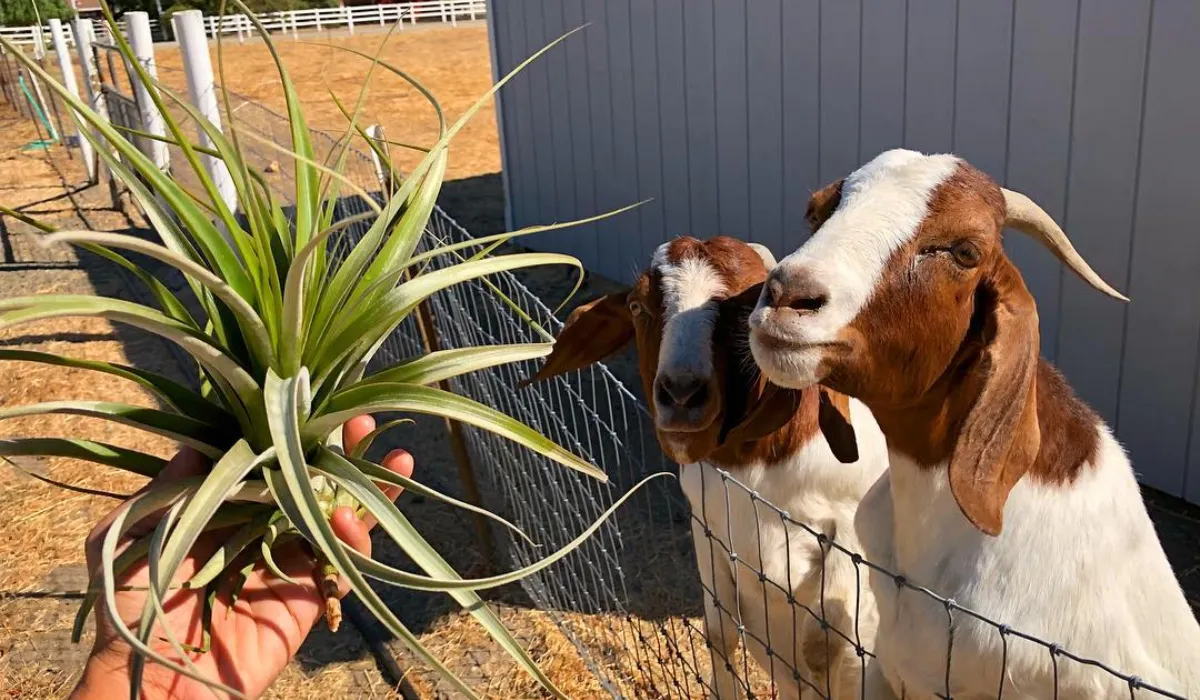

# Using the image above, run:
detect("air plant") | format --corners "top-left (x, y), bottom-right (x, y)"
top-left (0, 4), bottom-right (656, 697)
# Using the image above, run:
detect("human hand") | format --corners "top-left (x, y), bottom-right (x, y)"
top-left (70, 415), bottom-right (413, 700)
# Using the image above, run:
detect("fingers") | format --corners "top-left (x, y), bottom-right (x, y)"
top-left (84, 447), bottom-right (210, 570)
top-left (155, 446), bottom-right (209, 480)
top-left (341, 415), bottom-right (376, 457)
top-left (330, 506), bottom-right (371, 557)
top-left (360, 449), bottom-right (414, 531)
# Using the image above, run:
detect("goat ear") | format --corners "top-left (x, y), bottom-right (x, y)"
top-left (817, 388), bottom-right (859, 464)
top-left (806, 178), bottom-right (845, 232)
top-left (948, 257), bottom-right (1041, 536)
top-left (723, 382), bottom-right (802, 444)
top-left (520, 291), bottom-right (633, 387)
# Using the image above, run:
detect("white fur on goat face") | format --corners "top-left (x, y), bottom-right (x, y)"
top-left (651, 243), bottom-right (726, 395)
top-left (749, 149), bottom-right (961, 389)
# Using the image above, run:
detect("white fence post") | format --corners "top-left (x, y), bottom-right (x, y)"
top-left (346, 6), bottom-right (354, 35)
top-left (126, 12), bottom-right (169, 171)
top-left (173, 10), bottom-right (237, 215)
top-left (365, 124), bottom-right (389, 188)
top-left (31, 24), bottom-right (47, 60)
top-left (71, 18), bottom-right (102, 184)
top-left (48, 19), bottom-right (95, 181)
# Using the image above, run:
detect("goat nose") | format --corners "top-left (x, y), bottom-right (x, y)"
top-left (766, 266), bottom-right (829, 313)
top-left (655, 374), bottom-right (709, 410)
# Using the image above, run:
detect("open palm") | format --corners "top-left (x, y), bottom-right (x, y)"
top-left (71, 415), bottom-right (412, 700)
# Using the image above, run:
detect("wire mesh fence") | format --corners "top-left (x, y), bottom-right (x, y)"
top-left (39, 24), bottom-right (1197, 700)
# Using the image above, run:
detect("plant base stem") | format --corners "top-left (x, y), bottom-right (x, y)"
top-left (317, 555), bottom-right (341, 632)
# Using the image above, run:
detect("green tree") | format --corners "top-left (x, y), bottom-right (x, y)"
top-left (0, 0), bottom-right (74, 26)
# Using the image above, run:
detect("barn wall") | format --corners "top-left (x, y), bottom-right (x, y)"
top-left (485, 0), bottom-right (1200, 504)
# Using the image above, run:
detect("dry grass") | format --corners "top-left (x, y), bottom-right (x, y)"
top-left (151, 23), bottom-right (500, 183)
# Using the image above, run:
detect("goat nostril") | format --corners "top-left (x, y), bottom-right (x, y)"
top-left (656, 376), bottom-right (708, 409)
top-left (767, 268), bottom-right (829, 314)
top-left (685, 382), bottom-right (710, 410)
top-left (767, 278), bottom-right (786, 308)
top-left (789, 294), bottom-right (827, 313)
top-left (655, 380), bottom-right (675, 408)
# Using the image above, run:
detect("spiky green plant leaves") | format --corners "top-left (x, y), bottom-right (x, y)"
top-left (0, 6), bottom-right (662, 698)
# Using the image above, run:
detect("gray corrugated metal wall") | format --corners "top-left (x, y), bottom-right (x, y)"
top-left (485, 0), bottom-right (1200, 505)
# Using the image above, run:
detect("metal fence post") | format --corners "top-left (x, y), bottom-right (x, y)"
top-left (126, 12), bottom-right (169, 171)
top-left (48, 19), bottom-right (95, 181)
top-left (173, 10), bottom-right (237, 216)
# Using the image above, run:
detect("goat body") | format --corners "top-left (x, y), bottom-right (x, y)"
top-left (683, 396), bottom-right (888, 700)
top-left (748, 148), bottom-right (1200, 700)
top-left (858, 379), bottom-right (1200, 699)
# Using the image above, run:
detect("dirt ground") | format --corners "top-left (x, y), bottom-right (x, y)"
top-left (151, 23), bottom-right (502, 188)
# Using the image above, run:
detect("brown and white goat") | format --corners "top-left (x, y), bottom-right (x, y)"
top-left (748, 148), bottom-right (1200, 699)
top-left (529, 236), bottom-right (889, 700)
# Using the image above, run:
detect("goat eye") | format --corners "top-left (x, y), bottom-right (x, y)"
top-left (628, 301), bottom-right (643, 316)
top-left (950, 241), bottom-right (982, 268)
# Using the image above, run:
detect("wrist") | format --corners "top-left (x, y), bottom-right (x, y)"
top-left (71, 650), bottom-right (170, 700)
top-left (72, 653), bottom-right (132, 700)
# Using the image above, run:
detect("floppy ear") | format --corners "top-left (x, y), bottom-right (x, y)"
top-left (806, 178), bottom-right (845, 232)
top-left (817, 388), bottom-right (859, 464)
top-left (712, 281), bottom-right (802, 444)
top-left (520, 291), bottom-right (633, 387)
top-left (722, 382), bottom-right (802, 444)
top-left (948, 257), bottom-right (1041, 536)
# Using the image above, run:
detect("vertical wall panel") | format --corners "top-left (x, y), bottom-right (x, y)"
top-left (1124, 0), bottom-right (1200, 497)
top-left (561, 0), bottom-right (599, 274)
top-left (582, 0), bottom-right (618, 278)
top-left (542, 0), bottom-right (580, 259)
top-left (817, 0), bottom-right (861, 183)
top-left (628, 0), bottom-right (665, 273)
top-left (713, 0), bottom-right (750, 240)
top-left (656, 0), bottom-right (691, 244)
top-left (951, 0), bottom-right (1012, 180)
top-left (1055, 0), bottom-right (1152, 425)
top-left (683, 0), bottom-right (720, 239)
top-left (522, 0), bottom-right (563, 260)
top-left (488, 0), bottom-right (1200, 502)
top-left (780, 0), bottom-right (821, 245)
top-left (1003, 0), bottom-right (1079, 362)
top-left (746, 0), bottom-right (784, 256)
top-left (859, 0), bottom-right (906, 161)
top-left (600, 0), bottom-right (642, 278)
top-left (903, 0), bottom-right (957, 154)
top-left (500, 0), bottom-right (538, 230)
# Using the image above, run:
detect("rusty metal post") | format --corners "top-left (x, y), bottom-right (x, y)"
top-left (365, 124), bottom-right (496, 572)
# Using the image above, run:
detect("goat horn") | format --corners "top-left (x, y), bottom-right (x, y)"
top-left (748, 242), bottom-right (777, 269)
top-left (1001, 188), bottom-right (1129, 302)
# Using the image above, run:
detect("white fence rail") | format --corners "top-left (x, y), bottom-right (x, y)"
top-left (0, 18), bottom-right (160, 47)
top-left (0, 1), bottom-right (484, 46)
top-left (202, 0), bottom-right (485, 39)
